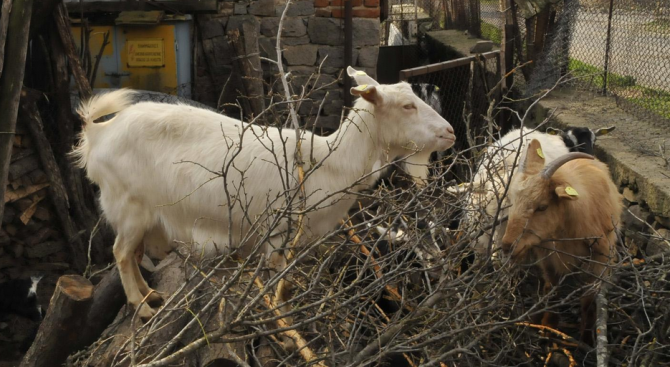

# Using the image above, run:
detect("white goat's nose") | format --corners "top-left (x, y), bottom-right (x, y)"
top-left (446, 125), bottom-right (454, 135)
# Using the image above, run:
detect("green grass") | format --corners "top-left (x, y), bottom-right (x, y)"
top-left (480, 21), bottom-right (502, 45)
top-left (568, 58), bottom-right (670, 119)
top-left (568, 58), bottom-right (636, 89)
top-left (627, 86), bottom-right (670, 120)
top-left (642, 18), bottom-right (670, 33)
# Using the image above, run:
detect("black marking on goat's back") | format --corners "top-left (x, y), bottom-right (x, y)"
top-left (562, 127), bottom-right (596, 154)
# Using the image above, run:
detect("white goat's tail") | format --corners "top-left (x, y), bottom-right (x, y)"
top-left (71, 89), bottom-right (136, 169)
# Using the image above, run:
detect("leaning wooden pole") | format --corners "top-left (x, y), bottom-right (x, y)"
top-left (0, 0), bottom-right (33, 224)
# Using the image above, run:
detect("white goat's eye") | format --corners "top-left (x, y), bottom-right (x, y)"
top-left (403, 104), bottom-right (416, 110)
top-left (536, 205), bottom-right (548, 212)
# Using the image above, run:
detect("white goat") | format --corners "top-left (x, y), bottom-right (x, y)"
top-left (454, 127), bottom-right (570, 252)
top-left (71, 66), bottom-right (455, 318)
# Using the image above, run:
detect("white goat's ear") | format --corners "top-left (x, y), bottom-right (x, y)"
top-left (347, 66), bottom-right (380, 87)
top-left (555, 184), bottom-right (579, 200)
top-left (350, 84), bottom-right (382, 105)
top-left (521, 139), bottom-right (545, 175)
top-left (546, 127), bottom-right (562, 136)
top-left (594, 126), bottom-right (616, 136)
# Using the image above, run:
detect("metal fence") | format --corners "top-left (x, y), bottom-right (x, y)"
top-left (399, 51), bottom-right (502, 168)
top-left (383, 0), bottom-right (670, 127)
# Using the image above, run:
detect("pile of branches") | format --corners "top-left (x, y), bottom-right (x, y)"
top-left (52, 149), bottom-right (669, 367)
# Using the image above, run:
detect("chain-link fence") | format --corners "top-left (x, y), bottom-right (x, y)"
top-left (521, 0), bottom-right (670, 127)
top-left (383, 0), bottom-right (669, 127)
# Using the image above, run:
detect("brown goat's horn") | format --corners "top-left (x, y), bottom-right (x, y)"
top-left (541, 152), bottom-right (594, 179)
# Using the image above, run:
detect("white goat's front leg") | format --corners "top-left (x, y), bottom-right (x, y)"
top-left (402, 151), bottom-right (433, 186)
top-left (114, 230), bottom-right (156, 320)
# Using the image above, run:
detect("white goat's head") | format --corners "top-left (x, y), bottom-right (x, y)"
top-left (347, 67), bottom-right (455, 154)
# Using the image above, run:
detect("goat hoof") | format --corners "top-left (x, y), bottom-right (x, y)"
top-left (145, 290), bottom-right (163, 307)
top-left (136, 303), bottom-right (157, 322)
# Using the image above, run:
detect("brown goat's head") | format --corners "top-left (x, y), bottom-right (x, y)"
top-left (501, 139), bottom-right (594, 260)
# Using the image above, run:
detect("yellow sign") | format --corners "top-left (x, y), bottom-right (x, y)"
top-left (127, 39), bottom-right (164, 67)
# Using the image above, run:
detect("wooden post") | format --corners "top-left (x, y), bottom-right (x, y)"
top-left (20, 275), bottom-right (94, 367)
top-left (0, 0), bottom-right (11, 78)
top-left (0, 0), bottom-right (33, 224)
top-left (53, 2), bottom-right (92, 99)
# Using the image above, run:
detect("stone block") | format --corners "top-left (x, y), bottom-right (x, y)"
top-left (623, 187), bottom-right (639, 204)
top-left (646, 228), bottom-right (670, 256)
top-left (352, 18), bottom-right (380, 46)
top-left (283, 45), bottom-right (318, 65)
top-left (261, 17), bottom-right (307, 37)
top-left (276, 1), bottom-right (315, 16)
top-left (305, 115), bottom-right (342, 131)
top-left (655, 215), bottom-right (670, 228)
top-left (314, 0), bottom-right (329, 7)
top-left (324, 98), bottom-right (344, 116)
top-left (281, 35), bottom-right (311, 46)
top-left (234, 2), bottom-right (248, 14)
top-left (470, 40), bottom-right (493, 54)
top-left (315, 8), bottom-right (331, 16)
top-left (249, 0), bottom-right (276, 16)
top-left (199, 17), bottom-right (226, 39)
top-left (356, 46), bottom-right (378, 67)
top-left (317, 46), bottom-right (359, 68)
top-left (622, 204), bottom-right (651, 232)
top-left (258, 37), bottom-right (277, 61)
top-left (308, 17), bottom-right (343, 45)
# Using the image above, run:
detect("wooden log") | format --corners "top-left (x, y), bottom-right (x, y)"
top-left (74, 267), bottom-right (126, 353)
top-left (20, 89), bottom-right (88, 272)
top-left (0, 0), bottom-right (33, 225)
top-left (53, 2), bottom-right (92, 99)
top-left (20, 275), bottom-right (94, 367)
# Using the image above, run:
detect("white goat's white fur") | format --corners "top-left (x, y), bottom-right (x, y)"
top-left (71, 67), bottom-right (454, 318)
top-left (456, 127), bottom-right (569, 251)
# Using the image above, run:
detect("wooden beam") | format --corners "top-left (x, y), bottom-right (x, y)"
top-left (0, 0), bottom-right (33, 225)
top-left (64, 0), bottom-right (217, 13)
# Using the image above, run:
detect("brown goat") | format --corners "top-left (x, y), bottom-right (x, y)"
top-left (501, 139), bottom-right (623, 345)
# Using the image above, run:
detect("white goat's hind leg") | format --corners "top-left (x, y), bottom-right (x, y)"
top-left (114, 231), bottom-right (156, 319)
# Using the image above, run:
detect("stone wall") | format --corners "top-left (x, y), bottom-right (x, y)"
top-left (194, 0), bottom-right (381, 131)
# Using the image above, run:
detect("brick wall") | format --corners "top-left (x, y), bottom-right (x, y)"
top-left (195, 0), bottom-right (380, 131)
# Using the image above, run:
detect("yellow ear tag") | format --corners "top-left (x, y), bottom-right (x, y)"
top-left (356, 71), bottom-right (367, 76)
top-left (565, 186), bottom-right (578, 196)
top-left (536, 148), bottom-right (545, 159)
top-left (356, 84), bottom-right (368, 91)
top-left (435, 86), bottom-right (440, 91)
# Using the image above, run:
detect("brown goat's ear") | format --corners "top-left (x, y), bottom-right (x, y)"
top-left (555, 184), bottom-right (579, 201)
top-left (350, 84), bottom-right (382, 105)
top-left (522, 139), bottom-right (545, 175)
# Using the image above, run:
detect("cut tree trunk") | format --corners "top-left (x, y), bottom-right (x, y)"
top-left (0, 0), bottom-right (33, 224)
top-left (20, 275), bottom-right (94, 367)
top-left (19, 88), bottom-right (88, 272)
